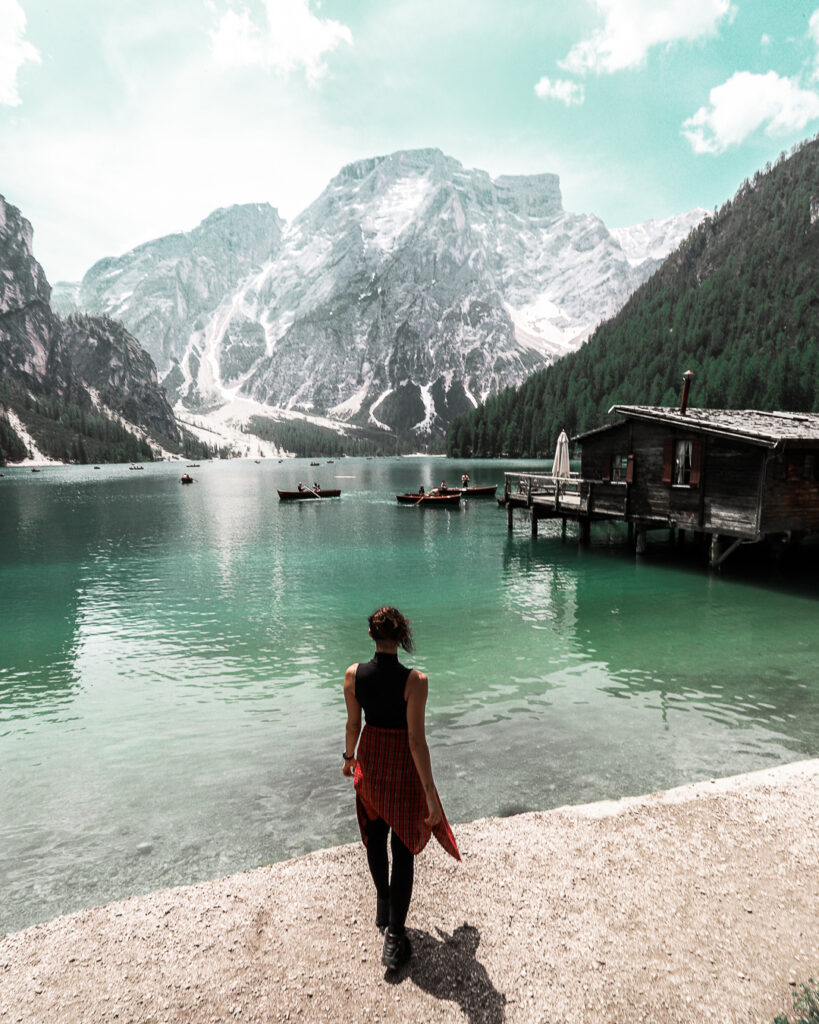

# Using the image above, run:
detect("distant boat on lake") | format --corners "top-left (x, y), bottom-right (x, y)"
top-left (278, 488), bottom-right (341, 500)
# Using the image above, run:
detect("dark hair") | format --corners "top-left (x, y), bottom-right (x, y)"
top-left (368, 606), bottom-right (414, 652)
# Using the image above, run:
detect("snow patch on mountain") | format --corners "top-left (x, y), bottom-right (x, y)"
top-left (507, 296), bottom-right (589, 359)
top-left (365, 176), bottom-right (436, 251)
top-left (611, 208), bottom-right (708, 268)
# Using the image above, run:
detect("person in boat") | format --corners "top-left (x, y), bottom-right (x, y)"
top-left (342, 606), bottom-right (459, 970)
top-left (418, 484), bottom-right (425, 496)
top-left (297, 481), bottom-right (305, 492)
top-left (438, 480), bottom-right (448, 494)
top-left (461, 473), bottom-right (470, 488)
top-left (313, 482), bottom-right (321, 494)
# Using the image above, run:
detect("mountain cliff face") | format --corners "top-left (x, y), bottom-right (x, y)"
top-left (0, 194), bottom-right (180, 461)
top-left (60, 149), bottom-right (703, 440)
top-left (59, 204), bottom-right (285, 373)
top-left (0, 196), bottom-right (59, 383)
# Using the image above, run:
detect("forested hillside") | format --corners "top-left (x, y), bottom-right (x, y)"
top-left (447, 136), bottom-right (819, 459)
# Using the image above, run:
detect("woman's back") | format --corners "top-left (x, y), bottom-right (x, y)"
top-left (355, 651), bottom-right (410, 729)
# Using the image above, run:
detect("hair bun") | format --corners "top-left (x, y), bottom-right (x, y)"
top-left (368, 606), bottom-right (414, 652)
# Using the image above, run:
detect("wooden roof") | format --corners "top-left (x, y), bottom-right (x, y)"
top-left (574, 407), bottom-right (819, 449)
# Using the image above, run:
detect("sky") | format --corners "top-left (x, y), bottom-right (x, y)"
top-left (1, 0), bottom-right (818, 283)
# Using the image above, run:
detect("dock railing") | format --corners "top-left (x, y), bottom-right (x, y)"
top-left (504, 473), bottom-right (628, 518)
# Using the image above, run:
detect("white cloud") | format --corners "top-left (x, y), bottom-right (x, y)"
top-left (560, 0), bottom-right (735, 75)
top-left (681, 70), bottom-right (819, 154)
top-left (210, 0), bottom-right (352, 85)
top-left (0, 0), bottom-right (40, 106)
top-left (534, 76), bottom-right (585, 106)
top-left (760, 33), bottom-right (772, 49)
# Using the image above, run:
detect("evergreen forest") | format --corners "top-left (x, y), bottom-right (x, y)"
top-left (247, 416), bottom-right (399, 457)
top-left (0, 382), bottom-right (216, 466)
top-left (447, 136), bottom-right (819, 459)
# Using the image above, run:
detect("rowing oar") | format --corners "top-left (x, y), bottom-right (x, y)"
top-left (414, 492), bottom-right (426, 506)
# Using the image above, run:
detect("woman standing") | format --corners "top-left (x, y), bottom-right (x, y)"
top-left (343, 606), bottom-right (460, 970)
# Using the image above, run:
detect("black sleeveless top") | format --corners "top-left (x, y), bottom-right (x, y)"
top-left (355, 651), bottom-right (411, 729)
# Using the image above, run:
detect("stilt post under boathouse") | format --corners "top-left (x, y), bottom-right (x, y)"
top-left (501, 375), bottom-right (819, 568)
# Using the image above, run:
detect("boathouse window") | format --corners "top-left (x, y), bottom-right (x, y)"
top-left (674, 440), bottom-right (693, 484)
top-left (610, 455), bottom-right (631, 482)
top-left (603, 454), bottom-right (634, 483)
top-left (662, 438), bottom-right (703, 487)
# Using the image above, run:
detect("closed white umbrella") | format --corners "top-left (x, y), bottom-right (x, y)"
top-left (551, 429), bottom-right (570, 480)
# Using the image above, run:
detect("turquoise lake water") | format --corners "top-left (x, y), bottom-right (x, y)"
top-left (1, 457), bottom-right (817, 935)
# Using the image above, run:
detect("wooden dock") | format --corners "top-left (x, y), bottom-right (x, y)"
top-left (503, 473), bottom-right (629, 545)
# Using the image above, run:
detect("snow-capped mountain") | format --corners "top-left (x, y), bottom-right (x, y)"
top-left (65, 203), bottom-right (284, 374)
top-left (63, 149), bottom-right (706, 440)
top-left (610, 208), bottom-right (708, 269)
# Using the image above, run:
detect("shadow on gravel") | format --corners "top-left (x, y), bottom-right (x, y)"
top-left (385, 922), bottom-right (506, 1024)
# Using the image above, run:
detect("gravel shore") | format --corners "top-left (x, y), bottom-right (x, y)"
top-left (2, 759), bottom-right (817, 1024)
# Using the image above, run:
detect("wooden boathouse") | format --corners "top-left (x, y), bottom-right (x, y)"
top-left (503, 388), bottom-right (819, 568)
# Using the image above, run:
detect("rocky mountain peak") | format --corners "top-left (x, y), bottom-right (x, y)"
top-left (74, 203), bottom-right (286, 374)
top-left (332, 147), bottom-right (452, 186)
top-left (493, 173), bottom-right (563, 220)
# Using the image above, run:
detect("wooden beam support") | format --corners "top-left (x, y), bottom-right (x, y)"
top-left (710, 535), bottom-right (745, 569)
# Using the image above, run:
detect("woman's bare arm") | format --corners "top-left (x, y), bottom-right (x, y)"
top-left (405, 670), bottom-right (442, 826)
top-left (342, 664), bottom-right (361, 777)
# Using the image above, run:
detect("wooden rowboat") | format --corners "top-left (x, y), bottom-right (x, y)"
top-left (458, 484), bottom-right (498, 498)
top-left (396, 492), bottom-right (461, 506)
top-left (277, 488), bottom-right (341, 500)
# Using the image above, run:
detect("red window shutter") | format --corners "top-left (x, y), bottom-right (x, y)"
top-left (626, 454), bottom-right (634, 484)
top-left (662, 438), bottom-right (673, 484)
top-left (602, 454), bottom-right (611, 482)
top-left (690, 440), bottom-right (703, 486)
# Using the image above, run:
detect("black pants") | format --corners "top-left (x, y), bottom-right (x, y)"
top-left (365, 816), bottom-right (414, 935)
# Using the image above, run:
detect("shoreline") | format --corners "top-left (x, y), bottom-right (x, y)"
top-left (2, 758), bottom-right (817, 1023)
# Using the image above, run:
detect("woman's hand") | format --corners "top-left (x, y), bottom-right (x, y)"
top-left (424, 789), bottom-right (442, 827)
top-left (342, 757), bottom-right (356, 778)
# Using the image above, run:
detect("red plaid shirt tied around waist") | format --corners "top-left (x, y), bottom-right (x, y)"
top-left (354, 724), bottom-right (460, 861)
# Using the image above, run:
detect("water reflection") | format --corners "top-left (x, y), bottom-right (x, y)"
top-left (497, 528), bottom-right (819, 790)
top-left (502, 532), bottom-right (577, 633)
top-left (0, 487), bottom-right (82, 720)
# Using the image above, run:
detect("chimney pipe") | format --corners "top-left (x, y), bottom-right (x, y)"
top-left (680, 370), bottom-right (694, 415)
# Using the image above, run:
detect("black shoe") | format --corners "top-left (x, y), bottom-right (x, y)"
top-left (376, 898), bottom-right (389, 932)
top-left (381, 930), bottom-right (412, 970)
